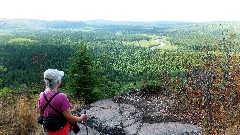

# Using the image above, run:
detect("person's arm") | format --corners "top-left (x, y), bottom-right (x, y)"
top-left (38, 97), bottom-right (44, 116)
top-left (62, 108), bottom-right (88, 122)
top-left (39, 109), bottom-right (44, 116)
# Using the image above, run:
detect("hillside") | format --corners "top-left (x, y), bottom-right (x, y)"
top-left (0, 19), bottom-right (240, 134)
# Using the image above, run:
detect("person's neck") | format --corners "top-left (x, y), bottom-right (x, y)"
top-left (45, 88), bottom-right (58, 91)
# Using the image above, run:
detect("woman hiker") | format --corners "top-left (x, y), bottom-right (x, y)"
top-left (38, 69), bottom-right (88, 135)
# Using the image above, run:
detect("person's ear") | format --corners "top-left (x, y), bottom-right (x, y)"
top-left (57, 80), bottom-right (61, 84)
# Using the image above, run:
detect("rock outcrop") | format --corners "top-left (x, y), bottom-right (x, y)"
top-left (74, 94), bottom-right (202, 135)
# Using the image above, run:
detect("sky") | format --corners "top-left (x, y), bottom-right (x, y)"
top-left (0, 0), bottom-right (239, 22)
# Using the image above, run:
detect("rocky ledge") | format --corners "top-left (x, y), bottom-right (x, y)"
top-left (73, 90), bottom-right (202, 135)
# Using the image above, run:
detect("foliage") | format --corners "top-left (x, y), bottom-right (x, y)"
top-left (182, 35), bottom-right (240, 134)
top-left (0, 87), bottom-right (12, 97)
top-left (66, 41), bottom-right (99, 104)
top-left (8, 38), bottom-right (37, 44)
top-left (0, 40), bottom-right (74, 88)
top-left (0, 65), bottom-right (6, 86)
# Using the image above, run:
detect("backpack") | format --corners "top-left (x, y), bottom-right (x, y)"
top-left (38, 92), bottom-right (67, 132)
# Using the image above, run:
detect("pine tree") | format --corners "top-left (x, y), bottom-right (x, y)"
top-left (67, 42), bottom-right (97, 104)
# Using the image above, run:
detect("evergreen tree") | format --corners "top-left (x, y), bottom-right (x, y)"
top-left (0, 65), bottom-right (7, 88)
top-left (67, 41), bottom-right (97, 104)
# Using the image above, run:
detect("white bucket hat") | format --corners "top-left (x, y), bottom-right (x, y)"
top-left (44, 69), bottom-right (64, 82)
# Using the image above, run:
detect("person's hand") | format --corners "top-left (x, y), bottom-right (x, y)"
top-left (80, 114), bottom-right (88, 121)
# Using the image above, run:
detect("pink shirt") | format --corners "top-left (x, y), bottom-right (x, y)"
top-left (38, 90), bottom-right (71, 117)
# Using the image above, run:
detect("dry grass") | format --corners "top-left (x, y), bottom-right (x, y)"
top-left (0, 93), bottom-right (40, 135)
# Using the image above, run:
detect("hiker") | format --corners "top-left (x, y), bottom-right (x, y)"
top-left (37, 69), bottom-right (88, 135)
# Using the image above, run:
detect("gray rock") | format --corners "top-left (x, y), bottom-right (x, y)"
top-left (75, 98), bottom-right (202, 135)
top-left (138, 123), bottom-right (201, 135)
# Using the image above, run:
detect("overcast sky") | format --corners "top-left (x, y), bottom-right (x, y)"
top-left (0, 0), bottom-right (239, 22)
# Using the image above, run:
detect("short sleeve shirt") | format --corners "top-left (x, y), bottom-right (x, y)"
top-left (38, 90), bottom-right (71, 117)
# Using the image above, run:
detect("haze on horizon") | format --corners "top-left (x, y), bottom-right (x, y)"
top-left (0, 0), bottom-right (239, 22)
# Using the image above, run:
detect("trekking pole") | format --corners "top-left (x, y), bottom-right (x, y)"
top-left (83, 109), bottom-right (89, 135)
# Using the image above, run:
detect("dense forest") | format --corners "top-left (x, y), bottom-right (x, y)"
top-left (1, 19), bottom-right (240, 134)
top-left (0, 20), bottom-right (239, 92)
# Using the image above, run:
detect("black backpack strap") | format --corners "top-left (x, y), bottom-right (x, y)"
top-left (42, 92), bottom-right (62, 114)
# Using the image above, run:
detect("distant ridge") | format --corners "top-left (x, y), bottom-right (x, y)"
top-left (1, 18), bottom-right (236, 30)
top-left (0, 18), bottom-right (88, 30)
top-left (85, 19), bottom-right (192, 26)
